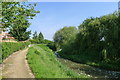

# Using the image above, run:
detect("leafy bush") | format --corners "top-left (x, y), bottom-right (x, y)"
top-left (2, 42), bottom-right (30, 60)
top-left (43, 39), bottom-right (57, 51)
top-left (43, 39), bottom-right (53, 44)
top-left (46, 42), bottom-right (56, 51)
top-left (29, 39), bottom-right (39, 44)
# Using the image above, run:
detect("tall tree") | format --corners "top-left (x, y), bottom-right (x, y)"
top-left (53, 26), bottom-right (78, 49)
top-left (33, 31), bottom-right (38, 39)
top-left (31, 31), bottom-right (44, 44)
top-left (1, 2), bottom-right (40, 41)
top-left (38, 32), bottom-right (44, 43)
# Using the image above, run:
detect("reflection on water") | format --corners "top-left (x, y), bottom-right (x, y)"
top-left (58, 58), bottom-right (120, 78)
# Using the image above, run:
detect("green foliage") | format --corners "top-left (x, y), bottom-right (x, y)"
top-left (57, 12), bottom-right (120, 71)
top-left (30, 31), bottom-right (44, 44)
top-left (1, 42), bottom-right (30, 61)
top-left (33, 31), bottom-right (37, 40)
top-left (38, 32), bottom-right (44, 42)
top-left (27, 44), bottom-right (89, 78)
top-left (46, 42), bottom-right (56, 51)
top-left (77, 12), bottom-right (119, 61)
top-left (47, 43), bottom-right (56, 51)
top-left (42, 39), bottom-right (57, 51)
top-left (1, 2), bottom-right (40, 41)
top-left (53, 26), bottom-right (78, 50)
top-left (9, 28), bottom-right (31, 41)
top-left (43, 39), bottom-right (53, 44)
top-left (0, 42), bottom-right (2, 63)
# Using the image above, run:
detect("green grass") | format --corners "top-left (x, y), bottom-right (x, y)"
top-left (27, 44), bottom-right (89, 78)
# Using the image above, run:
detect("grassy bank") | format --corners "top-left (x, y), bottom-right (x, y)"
top-left (27, 44), bottom-right (89, 78)
top-left (59, 53), bottom-right (120, 71)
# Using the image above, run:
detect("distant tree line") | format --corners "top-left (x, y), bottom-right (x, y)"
top-left (30, 31), bottom-right (44, 44)
top-left (30, 31), bottom-right (56, 51)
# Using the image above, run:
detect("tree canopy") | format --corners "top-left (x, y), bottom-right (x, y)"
top-left (53, 26), bottom-right (78, 49)
top-left (55, 12), bottom-right (120, 70)
top-left (1, 2), bottom-right (40, 41)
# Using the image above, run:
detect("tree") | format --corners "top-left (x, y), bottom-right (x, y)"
top-left (1, 2), bottom-right (40, 41)
top-left (30, 31), bottom-right (44, 44)
top-left (75, 12), bottom-right (119, 61)
top-left (33, 31), bottom-right (37, 39)
top-left (38, 32), bottom-right (44, 43)
top-left (53, 26), bottom-right (78, 49)
top-left (60, 12), bottom-right (120, 63)
top-left (9, 20), bottom-right (31, 41)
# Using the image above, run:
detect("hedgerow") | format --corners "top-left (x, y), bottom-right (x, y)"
top-left (2, 42), bottom-right (30, 60)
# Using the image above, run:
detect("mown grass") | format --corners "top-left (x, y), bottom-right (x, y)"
top-left (27, 44), bottom-right (89, 78)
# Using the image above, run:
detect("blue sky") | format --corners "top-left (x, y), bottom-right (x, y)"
top-left (29, 0), bottom-right (119, 2)
top-left (28, 2), bottom-right (118, 40)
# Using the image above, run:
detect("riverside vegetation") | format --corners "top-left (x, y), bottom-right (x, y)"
top-left (54, 12), bottom-right (120, 71)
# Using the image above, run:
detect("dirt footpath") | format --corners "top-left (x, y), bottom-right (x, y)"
top-left (2, 48), bottom-right (34, 78)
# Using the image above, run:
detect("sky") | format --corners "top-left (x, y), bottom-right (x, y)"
top-left (28, 2), bottom-right (118, 41)
top-left (29, 0), bottom-right (119, 2)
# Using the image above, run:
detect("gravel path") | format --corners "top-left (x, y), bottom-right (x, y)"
top-left (2, 48), bottom-right (34, 78)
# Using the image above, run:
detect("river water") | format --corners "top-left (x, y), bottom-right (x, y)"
top-left (57, 57), bottom-right (120, 78)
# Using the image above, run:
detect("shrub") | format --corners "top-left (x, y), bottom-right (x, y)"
top-left (47, 43), bottom-right (56, 51)
top-left (43, 39), bottom-right (57, 51)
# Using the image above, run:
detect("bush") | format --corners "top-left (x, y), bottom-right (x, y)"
top-left (47, 43), bottom-right (56, 51)
top-left (43, 39), bottom-right (57, 51)
top-left (43, 39), bottom-right (53, 44)
top-left (1, 42), bottom-right (30, 60)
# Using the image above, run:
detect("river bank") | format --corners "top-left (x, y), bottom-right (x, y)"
top-left (57, 58), bottom-right (120, 78)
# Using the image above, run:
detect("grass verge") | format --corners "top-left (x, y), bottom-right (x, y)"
top-left (27, 44), bottom-right (89, 78)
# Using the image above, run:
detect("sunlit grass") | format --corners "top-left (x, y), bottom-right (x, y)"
top-left (27, 44), bottom-right (89, 78)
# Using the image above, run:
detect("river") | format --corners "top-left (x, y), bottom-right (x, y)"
top-left (56, 55), bottom-right (120, 78)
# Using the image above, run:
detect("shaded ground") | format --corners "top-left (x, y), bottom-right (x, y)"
top-left (58, 58), bottom-right (120, 78)
top-left (2, 48), bottom-right (34, 78)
